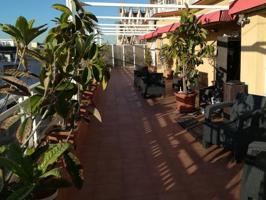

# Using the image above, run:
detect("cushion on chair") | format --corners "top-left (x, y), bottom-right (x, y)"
top-left (230, 94), bottom-right (254, 121)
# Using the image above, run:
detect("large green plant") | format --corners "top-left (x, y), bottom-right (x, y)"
top-left (165, 7), bottom-right (214, 93)
top-left (160, 44), bottom-right (173, 69)
top-left (0, 0), bottom-right (109, 198)
top-left (144, 47), bottom-right (152, 67)
top-left (0, 0), bottom-right (109, 143)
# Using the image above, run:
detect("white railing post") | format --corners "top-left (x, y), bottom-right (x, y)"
top-left (122, 45), bottom-right (125, 68)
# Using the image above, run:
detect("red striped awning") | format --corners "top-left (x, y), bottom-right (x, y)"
top-left (169, 22), bottom-right (180, 31)
top-left (199, 10), bottom-right (234, 25)
top-left (138, 35), bottom-right (145, 40)
top-left (139, 9), bottom-right (234, 41)
top-left (229, 0), bottom-right (266, 15)
top-left (144, 32), bottom-right (154, 40)
top-left (156, 24), bottom-right (174, 34)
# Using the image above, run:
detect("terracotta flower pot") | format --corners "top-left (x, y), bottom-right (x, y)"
top-left (174, 92), bottom-right (197, 113)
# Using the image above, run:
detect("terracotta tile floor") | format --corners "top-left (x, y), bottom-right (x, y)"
top-left (58, 68), bottom-right (242, 200)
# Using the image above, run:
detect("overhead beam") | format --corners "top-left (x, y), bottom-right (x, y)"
top-left (97, 24), bottom-right (162, 27)
top-left (83, 2), bottom-right (229, 10)
top-left (96, 16), bottom-right (180, 20)
top-left (98, 27), bottom-right (155, 30)
top-left (100, 33), bottom-right (144, 36)
top-left (100, 31), bottom-right (149, 33)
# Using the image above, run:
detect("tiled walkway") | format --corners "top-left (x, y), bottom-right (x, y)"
top-left (58, 68), bottom-right (242, 200)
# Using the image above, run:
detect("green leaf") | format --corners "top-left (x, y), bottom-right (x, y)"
top-left (38, 143), bottom-right (70, 173)
top-left (0, 157), bottom-right (29, 180)
top-left (16, 117), bottom-right (33, 144)
top-left (7, 184), bottom-right (34, 200)
top-left (0, 146), bottom-right (6, 154)
top-left (55, 97), bottom-right (70, 119)
top-left (55, 82), bottom-right (75, 91)
top-left (101, 74), bottom-right (108, 90)
top-left (29, 94), bottom-right (43, 114)
top-left (88, 43), bottom-right (97, 59)
top-left (1, 76), bottom-right (31, 96)
top-left (0, 115), bottom-right (21, 130)
top-left (75, 15), bottom-right (82, 31)
top-left (39, 168), bottom-right (62, 179)
top-left (84, 11), bottom-right (98, 23)
top-left (87, 105), bottom-right (102, 122)
top-left (64, 152), bottom-right (83, 189)
top-left (6, 143), bottom-right (33, 180)
top-left (29, 144), bottom-right (49, 162)
top-left (0, 24), bottom-right (23, 41)
top-left (92, 65), bottom-right (100, 82)
top-left (82, 67), bottom-right (92, 86)
top-left (53, 4), bottom-right (72, 16)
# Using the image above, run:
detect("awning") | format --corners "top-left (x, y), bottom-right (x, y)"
top-left (139, 9), bottom-right (234, 41)
top-left (199, 10), bottom-right (234, 25)
top-left (169, 22), bottom-right (180, 31)
top-left (156, 24), bottom-right (174, 34)
top-left (229, 0), bottom-right (266, 15)
top-left (137, 35), bottom-right (145, 40)
top-left (144, 32), bottom-right (154, 40)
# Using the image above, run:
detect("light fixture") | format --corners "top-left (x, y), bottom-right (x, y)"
top-left (237, 14), bottom-right (250, 27)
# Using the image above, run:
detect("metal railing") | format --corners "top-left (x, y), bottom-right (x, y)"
top-left (0, 82), bottom-right (53, 146)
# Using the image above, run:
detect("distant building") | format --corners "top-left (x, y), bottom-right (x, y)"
top-left (0, 39), bottom-right (15, 47)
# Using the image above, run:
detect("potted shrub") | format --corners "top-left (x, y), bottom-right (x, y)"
top-left (160, 44), bottom-right (174, 79)
top-left (165, 6), bottom-right (214, 112)
top-left (144, 47), bottom-right (156, 72)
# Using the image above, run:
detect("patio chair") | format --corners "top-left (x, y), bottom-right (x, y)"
top-left (202, 93), bottom-right (265, 161)
top-left (139, 72), bottom-right (165, 98)
top-left (134, 66), bottom-right (149, 89)
top-left (199, 68), bottom-right (225, 107)
top-left (240, 141), bottom-right (266, 200)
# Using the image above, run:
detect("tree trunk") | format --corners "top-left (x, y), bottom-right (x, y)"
top-left (182, 66), bottom-right (187, 93)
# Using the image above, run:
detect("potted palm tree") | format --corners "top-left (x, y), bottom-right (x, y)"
top-left (165, 7), bottom-right (214, 112)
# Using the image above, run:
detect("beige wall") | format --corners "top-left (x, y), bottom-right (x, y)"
top-left (241, 12), bottom-right (266, 96)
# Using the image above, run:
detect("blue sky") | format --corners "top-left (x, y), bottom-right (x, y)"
top-left (0, 0), bottom-right (148, 44)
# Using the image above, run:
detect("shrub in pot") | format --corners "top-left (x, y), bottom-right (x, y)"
top-left (160, 44), bottom-right (174, 79)
top-left (144, 47), bottom-right (156, 72)
top-left (164, 6), bottom-right (214, 112)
